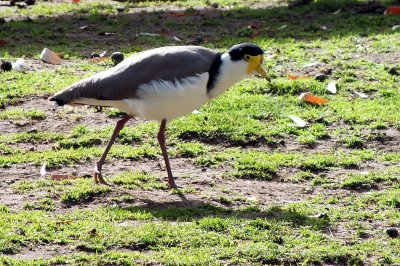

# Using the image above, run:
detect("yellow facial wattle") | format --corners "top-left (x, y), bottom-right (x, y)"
top-left (245, 54), bottom-right (271, 81)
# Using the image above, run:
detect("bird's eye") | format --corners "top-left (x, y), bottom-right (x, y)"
top-left (244, 55), bottom-right (250, 61)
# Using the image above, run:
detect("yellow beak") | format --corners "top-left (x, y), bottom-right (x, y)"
top-left (246, 54), bottom-right (271, 82)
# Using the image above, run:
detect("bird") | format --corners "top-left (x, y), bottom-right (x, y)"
top-left (49, 43), bottom-right (270, 188)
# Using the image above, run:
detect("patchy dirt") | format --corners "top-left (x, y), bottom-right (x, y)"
top-left (1, 64), bottom-right (400, 260)
top-left (7, 244), bottom-right (73, 261)
top-left (1, 1), bottom-right (400, 263)
top-left (1, 94), bottom-right (399, 213)
top-left (0, 93), bottom-right (338, 214)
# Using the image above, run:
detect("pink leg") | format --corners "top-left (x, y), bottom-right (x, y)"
top-left (157, 119), bottom-right (178, 189)
top-left (94, 115), bottom-right (132, 184)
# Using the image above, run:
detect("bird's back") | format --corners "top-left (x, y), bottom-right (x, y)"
top-left (49, 46), bottom-right (220, 106)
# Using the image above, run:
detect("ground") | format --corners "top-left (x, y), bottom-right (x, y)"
top-left (0, 0), bottom-right (400, 265)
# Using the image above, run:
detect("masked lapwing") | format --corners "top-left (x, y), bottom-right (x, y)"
top-left (49, 43), bottom-right (270, 188)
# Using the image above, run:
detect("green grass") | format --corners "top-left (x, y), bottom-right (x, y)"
top-left (0, 143), bottom-right (161, 168)
top-left (0, 201), bottom-right (398, 264)
top-left (112, 171), bottom-right (168, 190)
top-left (339, 167), bottom-right (400, 190)
top-left (195, 148), bottom-right (376, 180)
top-left (0, 108), bottom-right (46, 120)
top-left (1, 0), bottom-right (400, 264)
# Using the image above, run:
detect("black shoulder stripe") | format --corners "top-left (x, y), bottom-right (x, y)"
top-left (48, 96), bottom-right (65, 106)
top-left (207, 53), bottom-right (222, 92)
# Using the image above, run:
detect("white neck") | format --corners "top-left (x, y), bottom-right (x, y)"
top-left (207, 53), bottom-right (250, 99)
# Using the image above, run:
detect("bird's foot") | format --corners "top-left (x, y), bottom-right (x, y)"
top-left (168, 180), bottom-right (182, 189)
top-left (93, 171), bottom-right (109, 185)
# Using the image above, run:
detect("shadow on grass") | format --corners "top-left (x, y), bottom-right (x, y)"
top-left (0, 1), bottom-right (400, 57)
top-left (121, 201), bottom-right (329, 230)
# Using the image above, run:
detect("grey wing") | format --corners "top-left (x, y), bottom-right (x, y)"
top-left (49, 46), bottom-right (219, 106)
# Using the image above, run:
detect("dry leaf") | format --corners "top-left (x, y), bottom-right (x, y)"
top-left (288, 74), bottom-right (308, 80)
top-left (354, 91), bottom-right (368, 99)
top-left (56, 220), bottom-right (73, 225)
top-left (192, 110), bottom-right (201, 115)
top-left (139, 32), bottom-right (160, 37)
top-left (51, 174), bottom-right (78, 181)
top-left (288, 115), bottom-right (306, 128)
top-left (250, 31), bottom-right (262, 39)
top-left (168, 12), bottom-right (190, 17)
top-left (55, 52), bottom-right (64, 59)
top-left (171, 35), bottom-right (182, 42)
top-left (87, 56), bottom-right (110, 63)
top-left (299, 92), bottom-right (329, 105)
top-left (264, 54), bottom-right (275, 60)
top-left (384, 6), bottom-right (400, 15)
top-left (303, 62), bottom-right (320, 68)
top-left (327, 81), bottom-right (338, 94)
top-left (0, 39), bottom-right (8, 45)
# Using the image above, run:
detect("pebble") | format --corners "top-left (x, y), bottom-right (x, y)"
top-left (386, 228), bottom-right (399, 238)
top-left (90, 52), bottom-right (100, 58)
top-left (315, 73), bottom-right (327, 82)
top-left (190, 36), bottom-right (203, 45)
top-left (323, 68), bottom-right (333, 75)
top-left (28, 127), bottom-right (38, 133)
top-left (17, 2), bottom-right (27, 8)
top-left (116, 6), bottom-right (126, 12)
top-left (318, 212), bottom-right (329, 219)
top-left (16, 228), bottom-right (26, 236)
top-left (309, 212), bottom-right (329, 219)
top-left (111, 52), bottom-right (124, 65)
top-left (388, 66), bottom-right (398, 75)
top-left (1, 61), bottom-right (12, 71)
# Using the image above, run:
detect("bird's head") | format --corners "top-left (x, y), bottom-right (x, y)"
top-left (228, 43), bottom-right (271, 82)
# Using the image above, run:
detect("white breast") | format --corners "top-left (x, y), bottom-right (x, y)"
top-left (125, 73), bottom-right (210, 121)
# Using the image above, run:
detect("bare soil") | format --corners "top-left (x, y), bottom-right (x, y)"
top-left (1, 1), bottom-right (400, 262)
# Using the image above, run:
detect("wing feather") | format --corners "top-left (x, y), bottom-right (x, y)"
top-left (49, 46), bottom-right (219, 106)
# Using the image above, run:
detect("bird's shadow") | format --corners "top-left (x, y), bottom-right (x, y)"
top-left (118, 198), bottom-right (329, 230)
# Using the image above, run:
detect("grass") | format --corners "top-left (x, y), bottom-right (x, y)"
top-left (339, 167), bottom-right (400, 190)
top-left (112, 171), bottom-right (168, 190)
top-left (1, 0), bottom-right (400, 265)
top-left (0, 108), bottom-right (46, 120)
top-left (0, 201), bottom-right (398, 264)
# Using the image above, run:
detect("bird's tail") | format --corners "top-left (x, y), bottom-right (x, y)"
top-left (48, 74), bottom-right (102, 107)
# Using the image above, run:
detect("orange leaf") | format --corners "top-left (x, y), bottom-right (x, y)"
top-left (56, 220), bottom-right (73, 225)
top-left (288, 74), bottom-right (308, 80)
top-left (87, 56), bottom-right (110, 63)
top-left (51, 174), bottom-right (78, 181)
top-left (299, 92), bottom-right (329, 105)
top-left (0, 39), bottom-right (8, 45)
top-left (55, 52), bottom-right (64, 59)
top-left (168, 12), bottom-right (190, 17)
top-left (385, 6), bottom-right (400, 15)
top-left (72, 0), bottom-right (80, 3)
top-left (250, 31), bottom-right (262, 39)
